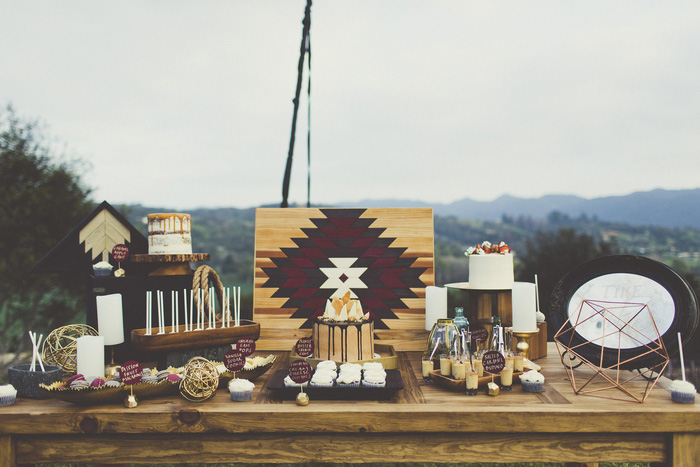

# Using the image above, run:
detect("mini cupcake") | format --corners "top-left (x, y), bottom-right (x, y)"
top-left (92, 261), bottom-right (114, 277)
top-left (0, 384), bottom-right (17, 407)
top-left (520, 370), bottom-right (545, 393)
top-left (283, 375), bottom-right (308, 388)
top-left (337, 370), bottom-right (361, 387)
top-left (670, 380), bottom-right (696, 404)
top-left (310, 370), bottom-right (334, 388)
top-left (362, 369), bottom-right (386, 388)
top-left (228, 378), bottom-right (255, 401)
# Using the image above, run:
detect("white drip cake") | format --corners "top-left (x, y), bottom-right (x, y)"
top-left (147, 213), bottom-right (192, 255)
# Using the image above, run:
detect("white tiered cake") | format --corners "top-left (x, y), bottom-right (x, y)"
top-left (465, 241), bottom-right (514, 290)
top-left (147, 213), bottom-right (192, 255)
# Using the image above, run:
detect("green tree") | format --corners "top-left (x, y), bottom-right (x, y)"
top-left (0, 105), bottom-right (93, 374)
top-left (516, 228), bottom-right (619, 339)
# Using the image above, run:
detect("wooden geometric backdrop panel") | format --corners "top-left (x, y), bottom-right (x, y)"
top-left (253, 208), bottom-right (434, 350)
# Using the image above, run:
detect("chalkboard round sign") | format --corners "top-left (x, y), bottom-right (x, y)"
top-left (482, 350), bottom-right (505, 375)
top-left (288, 360), bottom-right (313, 384)
top-left (111, 244), bottom-right (129, 262)
top-left (236, 338), bottom-right (256, 357)
top-left (550, 255), bottom-right (699, 369)
top-left (120, 360), bottom-right (143, 385)
top-left (295, 337), bottom-right (314, 357)
top-left (224, 350), bottom-right (245, 372)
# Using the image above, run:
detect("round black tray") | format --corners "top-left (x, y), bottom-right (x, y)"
top-left (550, 255), bottom-right (698, 370)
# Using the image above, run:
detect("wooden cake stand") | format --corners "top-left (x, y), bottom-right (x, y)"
top-left (130, 253), bottom-right (210, 276)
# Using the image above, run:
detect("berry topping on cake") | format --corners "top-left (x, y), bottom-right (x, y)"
top-left (465, 241), bottom-right (512, 256)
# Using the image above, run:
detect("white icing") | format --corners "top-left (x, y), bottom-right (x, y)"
top-left (339, 362), bottom-right (362, 373)
top-left (228, 378), bottom-right (255, 392)
top-left (362, 362), bottom-right (384, 371)
top-left (316, 360), bottom-right (337, 371)
top-left (337, 372), bottom-right (361, 385)
top-left (670, 380), bottom-right (696, 394)
top-left (0, 384), bottom-right (17, 397)
top-left (311, 371), bottom-right (335, 385)
top-left (520, 370), bottom-right (545, 384)
top-left (468, 254), bottom-right (514, 290)
top-left (283, 376), bottom-right (307, 387)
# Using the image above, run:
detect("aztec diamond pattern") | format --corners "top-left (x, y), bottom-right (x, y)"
top-left (260, 209), bottom-right (427, 329)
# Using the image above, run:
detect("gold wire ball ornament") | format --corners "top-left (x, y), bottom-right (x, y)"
top-left (41, 324), bottom-right (99, 375)
top-left (179, 357), bottom-right (220, 402)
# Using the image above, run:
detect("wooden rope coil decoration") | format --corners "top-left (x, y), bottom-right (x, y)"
top-left (192, 265), bottom-right (225, 322)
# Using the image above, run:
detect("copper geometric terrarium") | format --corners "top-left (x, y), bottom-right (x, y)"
top-left (554, 299), bottom-right (669, 403)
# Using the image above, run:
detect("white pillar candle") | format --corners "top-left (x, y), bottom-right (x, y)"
top-left (96, 294), bottom-right (125, 346)
top-left (512, 282), bottom-right (538, 332)
top-left (425, 286), bottom-right (447, 331)
top-left (76, 335), bottom-right (105, 377)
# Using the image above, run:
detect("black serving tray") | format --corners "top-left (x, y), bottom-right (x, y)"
top-left (550, 255), bottom-right (699, 369)
top-left (266, 369), bottom-right (403, 400)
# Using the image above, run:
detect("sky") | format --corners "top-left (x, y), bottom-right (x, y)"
top-left (3, 1), bottom-right (700, 210)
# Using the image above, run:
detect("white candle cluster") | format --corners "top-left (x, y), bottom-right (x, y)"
top-left (145, 286), bottom-right (242, 335)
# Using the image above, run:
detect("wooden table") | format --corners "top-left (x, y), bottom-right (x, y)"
top-left (1, 343), bottom-right (698, 466)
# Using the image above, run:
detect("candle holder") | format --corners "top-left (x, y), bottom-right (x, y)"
top-left (105, 347), bottom-right (121, 379)
top-left (512, 329), bottom-right (540, 361)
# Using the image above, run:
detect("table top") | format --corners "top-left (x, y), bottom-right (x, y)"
top-left (1, 343), bottom-right (698, 436)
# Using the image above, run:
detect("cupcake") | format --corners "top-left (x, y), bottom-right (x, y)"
top-left (362, 369), bottom-right (386, 387)
top-left (337, 370), bottom-right (361, 387)
top-left (0, 384), bottom-right (17, 407)
top-left (520, 370), bottom-right (545, 393)
top-left (670, 380), bottom-right (696, 404)
top-left (283, 375), bottom-right (308, 388)
top-left (310, 370), bottom-right (335, 388)
top-left (92, 261), bottom-right (114, 277)
top-left (228, 378), bottom-right (255, 401)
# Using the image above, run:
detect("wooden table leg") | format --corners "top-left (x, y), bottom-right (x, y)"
top-left (0, 435), bottom-right (16, 467)
top-left (672, 433), bottom-right (700, 467)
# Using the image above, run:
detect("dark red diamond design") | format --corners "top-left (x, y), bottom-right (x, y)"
top-left (261, 209), bottom-right (428, 329)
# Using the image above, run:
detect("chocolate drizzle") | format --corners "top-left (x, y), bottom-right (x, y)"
top-left (314, 319), bottom-right (373, 362)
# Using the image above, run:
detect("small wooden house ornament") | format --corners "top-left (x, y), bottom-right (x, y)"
top-left (31, 201), bottom-right (147, 274)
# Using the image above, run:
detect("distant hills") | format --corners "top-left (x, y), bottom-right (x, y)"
top-left (340, 188), bottom-right (700, 229)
